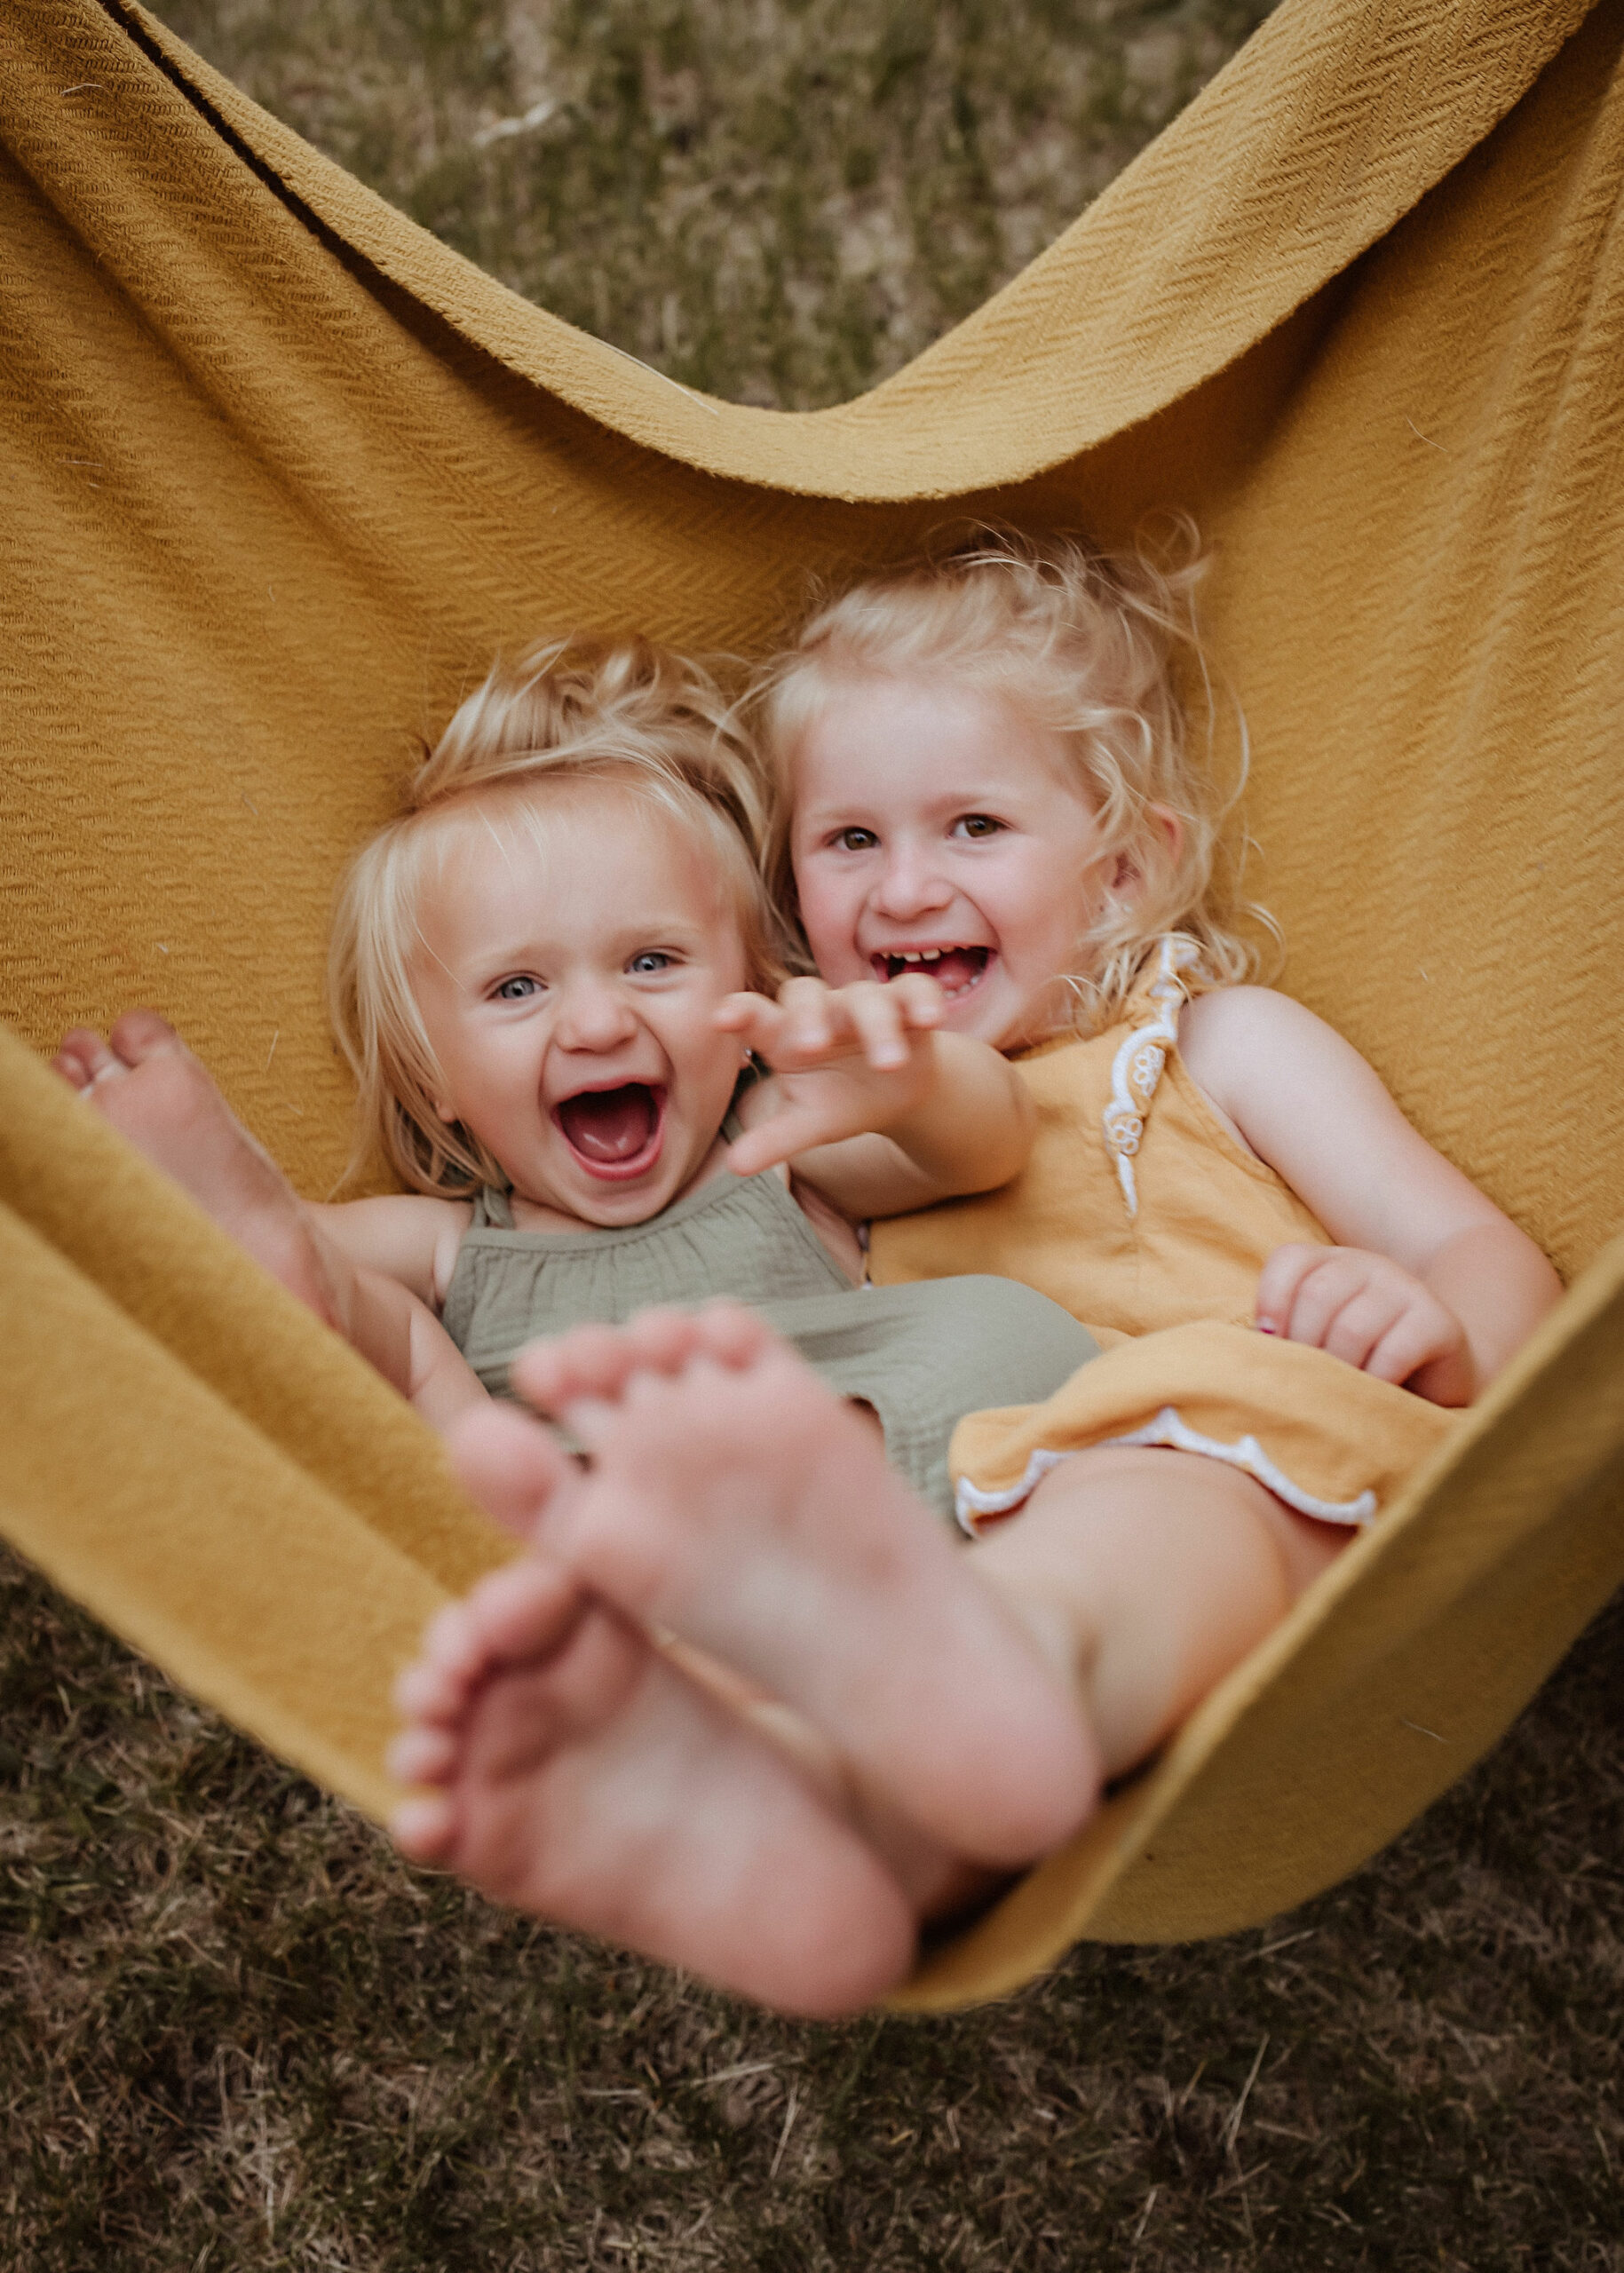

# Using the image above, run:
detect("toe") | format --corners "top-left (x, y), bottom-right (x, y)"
top-left (387, 1724), bottom-right (459, 1786)
top-left (391, 1794), bottom-right (457, 1863)
top-left (462, 1556), bottom-right (586, 1665)
top-left (107, 1007), bottom-right (188, 1066)
top-left (620, 1307), bottom-right (711, 1374)
top-left (393, 1653), bottom-right (474, 1724)
top-left (419, 1599), bottom-right (487, 1679)
top-left (52, 1029), bottom-right (104, 1090)
top-left (445, 1402), bottom-right (577, 1539)
top-left (511, 1321), bottom-right (638, 1412)
top-left (693, 1299), bottom-right (777, 1368)
top-left (54, 1028), bottom-right (122, 1090)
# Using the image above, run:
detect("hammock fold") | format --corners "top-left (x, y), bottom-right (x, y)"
top-left (3, 0), bottom-right (1621, 2007)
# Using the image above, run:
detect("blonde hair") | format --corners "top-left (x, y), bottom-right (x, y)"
top-left (756, 524), bottom-right (1267, 1040)
top-left (329, 636), bottom-right (783, 1196)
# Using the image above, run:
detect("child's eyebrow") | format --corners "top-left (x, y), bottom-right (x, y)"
top-left (801, 785), bottom-right (1009, 824)
top-left (463, 912), bottom-right (712, 970)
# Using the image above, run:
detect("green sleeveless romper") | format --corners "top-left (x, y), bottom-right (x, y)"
top-left (440, 1165), bottom-right (1097, 1526)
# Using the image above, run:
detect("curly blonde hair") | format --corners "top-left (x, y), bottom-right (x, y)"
top-left (329, 635), bottom-right (784, 1196)
top-left (755, 524), bottom-right (1267, 1040)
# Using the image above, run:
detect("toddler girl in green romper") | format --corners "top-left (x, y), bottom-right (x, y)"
top-left (60, 632), bottom-right (1090, 1518)
top-left (300, 632), bottom-right (1093, 1522)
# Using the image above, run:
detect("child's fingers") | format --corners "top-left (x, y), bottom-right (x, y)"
top-left (841, 982), bottom-right (917, 1070)
top-left (724, 1103), bottom-right (826, 1178)
top-left (1279, 1257), bottom-right (1374, 1353)
top-left (1315, 1287), bottom-right (1403, 1372)
top-left (776, 976), bottom-right (841, 1057)
top-left (882, 970), bottom-right (947, 1029)
top-left (713, 990), bottom-right (782, 1054)
top-left (1254, 1243), bottom-right (1331, 1335)
top-left (1364, 1298), bottom-right (1460, 1387)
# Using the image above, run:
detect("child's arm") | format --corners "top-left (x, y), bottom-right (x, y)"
top-left (1180, 987), bottom-right (1564, 1403)
top-left (310, 1193), bottom-right (471, 1312)
top-left (305, 1195), bottom-right (490, 1427)
top-left (337, 1262), bottom-right (491, 1429)
top-left (718, 976), bottom-right (1035, 1216)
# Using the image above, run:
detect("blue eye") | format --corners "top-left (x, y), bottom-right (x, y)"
top-left (493, 976), bottom-right (539, 1000)
top-left (629, 951), bottom-right (674, 974)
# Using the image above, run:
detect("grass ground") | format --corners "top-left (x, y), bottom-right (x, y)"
top-left (4, 1551), bottom-right (1620, 2269)
top-left (5, 2), bottom-right (1621, 2265)
top-left (147, 0), bottom-right (1276, 410)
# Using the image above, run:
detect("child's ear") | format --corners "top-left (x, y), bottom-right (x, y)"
top-left (433, 1100), bottom-right (457, 1124)
top-left (1110, 805), bottom-right (1184, 899)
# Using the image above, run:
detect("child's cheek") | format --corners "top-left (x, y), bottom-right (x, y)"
top-left (798, 891), bottom-right (864, 986)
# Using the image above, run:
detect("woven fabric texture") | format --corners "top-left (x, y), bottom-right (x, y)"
top-left (2, 0), bottom-right (1620, 2006)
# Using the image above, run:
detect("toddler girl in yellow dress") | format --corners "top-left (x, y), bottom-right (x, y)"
top-left (763, 530), bottom-right (1559, 1532)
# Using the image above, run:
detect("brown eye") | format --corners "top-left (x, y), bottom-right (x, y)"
top-left (955, 813), bottom-right (1003, 839)
top-left (836, 828), bottom-right (878, 851)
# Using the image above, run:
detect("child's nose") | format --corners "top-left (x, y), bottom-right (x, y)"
top-left (872, 849), bottom-right (953, 920)
top-left (554, 976), bottom-right (638, 1050)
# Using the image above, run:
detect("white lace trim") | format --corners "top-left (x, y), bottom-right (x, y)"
top-left (1102, 934), bottom-right (1202, 1218)
top-left (954, 1405), bottom-right (1379, 1533)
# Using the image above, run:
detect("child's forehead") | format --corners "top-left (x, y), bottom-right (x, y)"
top-left (416, 779), bottom-right (744, 935)
top-left (428, 777), bottom-right (701, 877)
top-left (793, 670), bottom-right (1073, 803)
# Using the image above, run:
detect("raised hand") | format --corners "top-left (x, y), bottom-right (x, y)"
top-left (716, 974), bottom-right (947, 1177)
top-left (1256, 1242), bottom-right (1472, 1405)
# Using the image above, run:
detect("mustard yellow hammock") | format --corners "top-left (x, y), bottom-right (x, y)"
top-left (3, 0), bottom-right (1620, 2012)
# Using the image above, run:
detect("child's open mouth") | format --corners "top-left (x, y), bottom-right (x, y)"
top-left (872, 946), bottom-right (991, 1001)
top-left (553, 1082), bottom-right (667, 1180)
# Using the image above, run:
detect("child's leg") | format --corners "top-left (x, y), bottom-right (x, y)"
top-left (57, 1012), bottom-right (346, 1322)
top-left (966, 1448), bottom-right (1347, 1784)
top-left (53, 1011), bottom-right (463, 1412)
top-left (518, 1312), bottom-right (1342, 1810)
top-left (395, 1309), bottom-right (1352, 2010)
top-left (496, 1302), bottom-right (1100, 1870)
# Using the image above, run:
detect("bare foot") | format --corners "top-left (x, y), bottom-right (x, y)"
top-left (390, 1420), bottom-right (915, 2014)
top-left (54, 1011), bottom-right (340, 1326)
top-left (504, 1303), bottom-right (1101, 1869)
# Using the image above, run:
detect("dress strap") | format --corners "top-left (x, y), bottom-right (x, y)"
top-left (471, 1184), bottom-right (516, 1229)
top-left (1101, 935), bottom-right (1203, 1220)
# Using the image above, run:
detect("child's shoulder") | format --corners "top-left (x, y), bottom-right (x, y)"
top-left (1177, 986), bottom-right (1356, 1143)
top-left (313, 1192), bottom-right (474, 1311)
top-left (1179, 983), bottom-right (1333, 1060)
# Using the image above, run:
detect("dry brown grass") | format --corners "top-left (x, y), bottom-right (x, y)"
top-left (151, 0), bottom-right (1277, 409)
top-left (6, 3), bottom-right (1622, 2263)
top-left (4, 1546), bottom-right (1620, 2269)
